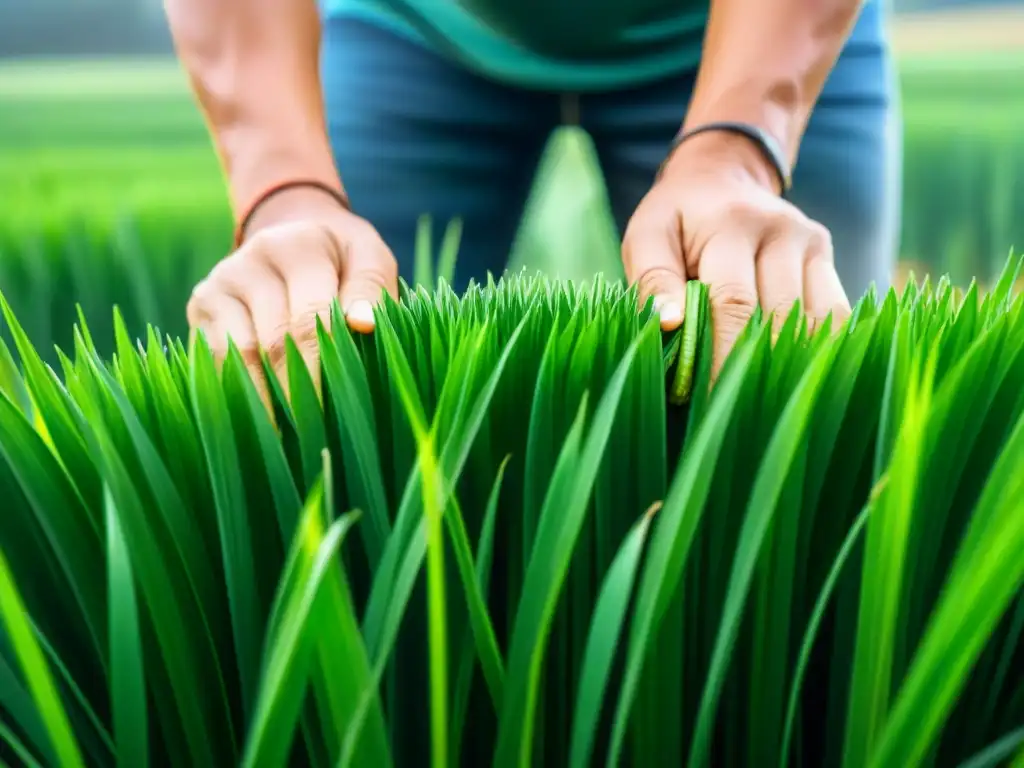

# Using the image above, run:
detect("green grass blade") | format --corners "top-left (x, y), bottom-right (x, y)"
top-left (318, 310), bottom-right (392, 566)
top-left (190, 333), bottom-right (261, 714)
top-left (689, 337), bottom-right (836, 768)
top-left (495, 324), bottom-right (648, 768)
top-left (450, 455), bottom-right (509, 761)
top-left (436, 218), bottom-right (462, 289)
top-left (0, 547), bottom-right (84, 768)
top-left (780, 502), bottom-right (873, 766)
top-left (608, 334), bottom-right (761, 764)
top-left (569, 506), bottom-right (655, 768)
top-left (0, 717), bottom-right (45, 768)
top-left (445, 491), bottom-right (506, 708)
top-left (958, 726), bottom-right (1024, 768)
top-left (242, 485), bottom-right (366, 768)
top-left (379, 316), bottom-right (451, 766)
top-left (844, 349), bottom-right (936, 768)
top-left (870, 410), bottom-right (1024, 767)
top-left (105, 486), bottom-right (148, 768)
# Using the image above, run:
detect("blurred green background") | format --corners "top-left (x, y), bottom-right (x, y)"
top-left (1, 0), bottom-right (1023, 358)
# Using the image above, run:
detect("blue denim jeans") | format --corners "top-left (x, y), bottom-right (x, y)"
top-left (321, 3), bottom-right (900, 299)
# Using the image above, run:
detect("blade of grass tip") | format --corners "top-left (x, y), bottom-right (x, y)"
top-left (436, 218), bottom-right (463, 290)
top-left (318, 309), bottom-right (391, 567)
top-left (0, 292), bottom-right (102, 508)
top-left (495, 324), bottom-right (650, 768)
top-left (689, 337), bottom-right (837, 768)
top-left (112, 309), bottom-right (154, 431)
top-left (451, 455), bottom-right (510, 761)
top-left (73, 306), bottom-right (99, 359)
top-left (80, 350), bottom-right (226, 645)
top-left (414, 215), bottom-right (434, 289)
top-left (223, 345), bottom-right (304, 539)
top-left (569, 504), bottom-right (657, 768)
top-left (242, 486), bottom-right (364, 768)
top-left (957, 726), bottom-right (1024, 768)
top-left (144, 329), bottom-right (216, 520)
top-left (105, 487), bottom-right (148, 768)
top-left (780, 500), bottom-right (875, 766)
top-left (282, 337), bottom-right (328, 494)
top-left (0, 337), bottom-right (32, 418)
top-left (607, 333), bottom-right (761, 764)
top-left (259, 350), bottom-right (309, 495)
top-left (0, 547), bottom-right (85, 768)
top-left (0, 391), bottom-right (105, 663)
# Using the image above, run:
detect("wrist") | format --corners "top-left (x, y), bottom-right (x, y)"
top-left (661, 128), bottom-right (785, 195)
top-left (241, 183), bottom-right (351, 241)
top-left (223, 129), bottom-right (343, 221)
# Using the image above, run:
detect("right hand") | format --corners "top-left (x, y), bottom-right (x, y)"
top-left (187, 186), bottom-right (398, 399)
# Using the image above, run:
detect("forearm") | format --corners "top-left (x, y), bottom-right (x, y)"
top-left (165, 0), bottom-right (340, 218)
top-left (685, 0), bottom-right (865, 172)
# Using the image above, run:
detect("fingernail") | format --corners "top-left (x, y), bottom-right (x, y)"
top-left (345, 300), bottom-right (376, 329)
top-left (655, 299), bottom-right (683, 327)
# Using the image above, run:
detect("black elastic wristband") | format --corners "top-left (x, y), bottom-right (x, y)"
top-left (659, 121), bottom-right (792, 196)
top-left (235, 180), bottom-right (352, 247)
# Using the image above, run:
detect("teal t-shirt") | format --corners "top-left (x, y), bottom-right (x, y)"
top-left (322, 0), bottom-right (710, 91)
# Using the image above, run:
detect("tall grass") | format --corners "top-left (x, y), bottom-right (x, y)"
top-left (0, 252), bottom-right (1021, 766)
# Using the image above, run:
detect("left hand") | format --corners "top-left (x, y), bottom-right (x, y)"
top-left (621, 130), bottom-right (851, 378)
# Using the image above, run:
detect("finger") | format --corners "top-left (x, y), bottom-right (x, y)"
top-left (756, 229), bottom-right (805, 339)
top-left (339, 235), bottom-right (399, 334)
top-left (622, 216), bottom-right (688, 331)
top-left (193, 291), bottom-right (270, 408)
top-left (698, 231), bottom-right (760, 381)
top-left (212, 256), bottom-right (290, 369)
top-left (804, 249), bottom-right (851, 335)
top-left (281, 253), bottom-right (341, 395)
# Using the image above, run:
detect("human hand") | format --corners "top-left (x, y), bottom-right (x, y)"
top-left (622, 130), bottom-right (851, 379)
top-left (187, 185), bottom-right (398, 398)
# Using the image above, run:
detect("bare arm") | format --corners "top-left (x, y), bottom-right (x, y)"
top-left (164, 0), bottom-right (342, 229)
top-left (624, 0), bottom-right (860, 374)
top-left (682, 0), bottom-right (866, 189)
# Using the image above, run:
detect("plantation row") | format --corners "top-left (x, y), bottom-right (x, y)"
top-left (0, 257), bottom-right (1021, 767)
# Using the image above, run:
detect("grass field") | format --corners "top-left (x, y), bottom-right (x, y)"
top-left (0, 10), bottom-right (1022, 355)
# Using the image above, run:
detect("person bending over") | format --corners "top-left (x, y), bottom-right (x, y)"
top-left (166, 0), bottom-right (899, 382)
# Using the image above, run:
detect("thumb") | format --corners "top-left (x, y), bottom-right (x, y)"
top-left (339, 241), bottom-right (399, 334)
top-left (622, 224), bottom-right (688, 331)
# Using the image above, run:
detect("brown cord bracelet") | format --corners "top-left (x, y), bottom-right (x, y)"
top-left (233, 179), bottom-right (352, 248)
